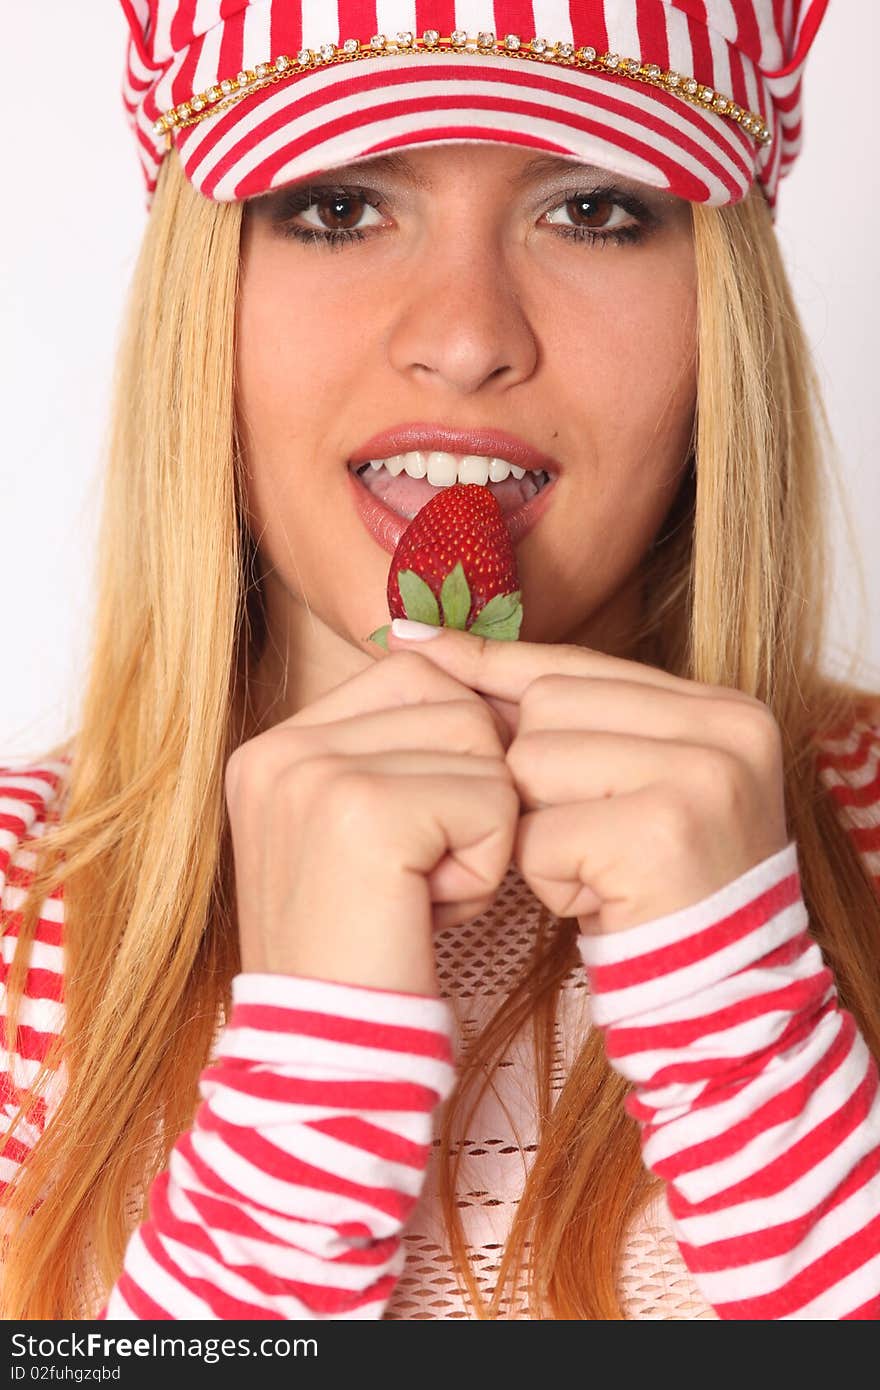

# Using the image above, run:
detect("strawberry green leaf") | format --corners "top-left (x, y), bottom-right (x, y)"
top-left (397, 571), bottom-right (441, 626)
top-left (468, 607), bottom-right (523, 641)
top-left (439, 561), bottom-right (472, 630)
top-left (470, 591), bottom-right (522, 627)
top-left (367, 624), bottom-right (391, 649)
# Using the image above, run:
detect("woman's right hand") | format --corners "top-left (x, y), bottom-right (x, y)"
top-left (224, 650), bottom-right (520, 997)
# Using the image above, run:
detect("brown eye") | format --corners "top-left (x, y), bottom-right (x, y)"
top-left (565, 195), bottom-right (617, 228)
top-left (313, 193), bottom-right (367, 231)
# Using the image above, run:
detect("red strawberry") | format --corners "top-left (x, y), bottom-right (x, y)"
top-left (368, 483), bottom-right (523, 648)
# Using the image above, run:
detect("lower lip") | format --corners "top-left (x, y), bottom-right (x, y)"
top-left (346, 467), bottom-right (557, 555)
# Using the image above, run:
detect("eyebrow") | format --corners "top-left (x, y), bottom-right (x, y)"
top-left (295, 150), bottom-right (613, 189)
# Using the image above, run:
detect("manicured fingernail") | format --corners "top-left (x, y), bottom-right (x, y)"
top-left (391, 618), bottom-right (442, 642)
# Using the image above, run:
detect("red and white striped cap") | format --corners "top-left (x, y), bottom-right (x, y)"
top-left (120, 2), bottom-right (829, 212)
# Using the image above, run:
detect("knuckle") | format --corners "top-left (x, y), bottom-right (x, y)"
top-left (690, 744), bottom-right (748, 814)
top-left (650, 783), bottom-right (703, 847)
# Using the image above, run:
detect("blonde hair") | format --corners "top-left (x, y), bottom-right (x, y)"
top-left (1, 151), bottom-right (878, 1320)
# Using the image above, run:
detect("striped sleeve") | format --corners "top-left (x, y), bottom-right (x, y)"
top-left (100, 973), bottom-right (455, 1319)
top-left (577, 718), bottom-right (880, 1320)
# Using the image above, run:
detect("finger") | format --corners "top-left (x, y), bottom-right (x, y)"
top-left (506, 730), bottom-right (739, 811)
top-left (513, 789), bottom-right (763, 932)
top-left (514, 676), bottom-right (765, 759)
top-left (278, 699), bottom-right (511, 757)
top-left (280, 648), bottom-right (496, 730)
top-left (385, 623), bottom-right (702, 706)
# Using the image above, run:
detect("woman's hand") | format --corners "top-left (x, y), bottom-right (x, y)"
top-left (224, 651), bottom-right (519, 994)
top-left (386, 624), bottom-right (790, 934)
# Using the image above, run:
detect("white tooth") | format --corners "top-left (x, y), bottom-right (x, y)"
top-left (457, 455), bottom-right (490, 485)
top-left (383, 454), bottom-right (407, 477)
top-left (509, 465), bottom-right (526, 480)
top-left (403, 450), bottom-right (428, 479)
top-left (426, 451), bottom-right (458, 487)
top-left (487, 457), bottom-right (513, 483)
top-left (368, 459), bottom-right (384, 471)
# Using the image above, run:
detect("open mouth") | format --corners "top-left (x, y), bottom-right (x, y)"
top-left (351, 452), bottom-right (554, 521)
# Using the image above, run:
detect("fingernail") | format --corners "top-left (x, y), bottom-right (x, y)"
top-left (391, 618), bottom-right (442, 642)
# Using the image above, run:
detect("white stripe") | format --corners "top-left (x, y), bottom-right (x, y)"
top-left (107, 1227), bottom-right (218, 1318)
top-left (663, 4), bottom-right (694, 78)
top-left (1, 885), bottom-right (64, 923)
top-left (210, 1030), bottom-right (454, 1095)
top-left (533, 0), bottom-right (574, 46)
top-left (602, 0), bottom-right (640, 60)
top-left (705, 2), bottom-right (734, 95)
top-left (179, 1128), bottom-right (407, 1236)
top-left (583, 900), bottom-right (808, 1028)
top-left (231, 970), bottom-right (453, 1033)
top-left (168, 1145), bottom-right (381, 1259)
top-left (186, 61), bottom-right (747, 205)
top-left (621, 938), bottom-right (825, 1030)
top-left (643, 1015), bottom-right (864, 1191)
top-left (151, 0), bottom-right (176, 64)
top-left (201, 1082), bottom-right (441, 1135)
top-left (677, 1106), bottom-right (880, 1247)
top-left (454, 0), bottom-right (498, 37)
top-left (302, 0), bottom-right (339, 49)
top-left (240, 1116), bottom-right (428, 1198)
top-left (818, 744), bottom-right (880, 793)
top-left (240, 0), bottom-right (275, 70)
top-left (167, 1179), bottom-right (406, 1289)
top-left (639, 1003), bottom-right (850, 1166)
top-left (580, 840), bottom-right (798, 971)
top-left (194, 0), bottom-right (222, 38)
top-left (781, 1250), bottom-right (880, 1320)
top-left (1, 935), bottom-right (63, 976)
top-left (376, 0), bottom-right (419, 37)
top-left (0, 991), bottom-right (64, 1038)
top-left (192, 17), bottom-right (225, 95)
top-left (686, 1159), bottom-right (880, 1306)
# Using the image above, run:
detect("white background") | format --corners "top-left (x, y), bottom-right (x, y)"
top-left (2, 4), bottom-right (878, 756)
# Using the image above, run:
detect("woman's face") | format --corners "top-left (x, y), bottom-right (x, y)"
top-left (236, 142), bottom-right (697, 715)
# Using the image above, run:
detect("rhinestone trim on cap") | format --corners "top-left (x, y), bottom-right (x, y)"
top-left (153, 31), bottom-right (771, 149)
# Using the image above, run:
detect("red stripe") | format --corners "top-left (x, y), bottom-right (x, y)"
top-left (684, 2), bottom-right (714, 85)
top-left (712, 1209), bottom-right (880, 1320)
top-left (843, 1293), bottom-right (880, 1319)
top-left (571, 2), bottom-right (609, 53)
top-left (187, 69), bottom-right (746, 204)
top-left (270, 0), bottom-right (305, 55)
top-left (588, 869), bottom-right (801, 994)
top-left (0, 962), bottom-right (63, 1003)
top-left (815, 726), bottom-right (880, 774)
top-left (0, 1069), bottom-right (48, 1127)
top-left (228, 1000), bottom-right (453, 1061)
top-left (678, 1145), bottom-right (880, 1272)
top-left (767, 0), bottom-right (830, 76)
top-left (666, 1059), bottom-right (878, 1218)
top-left (219, 8), bottom-right (245, 81)
top-left (826, 760), bottom-right (880, 810)
top-left (310, 1114), bottom-right (432, 1168)
top-left (729, 0), bottom-right (763, 66)
top-left (137, 1213), bottom-right (287, 1318)
top-left (196, 1108), bottom-right (421, 1222)
top-left (637, 0), bottom-right (670, 69)
top-left (643, 1011), bottom-right (857, 1182)
top-left (170, 0), bottom-right (198, 53)
top-left (0, 914), bottom-right (64, 947)
top-left (607, 963), bottom-right (832, 1061)
top-left (417, 0), bottom-right (457, 39)
top-left (0, 1016), bottom-right (62, 1065)
top-left (170, 32), bottom-right (206, 107)
top-left (494, 0), bottom-right (537, 43)
top-left (335, 2), bottom-right (375, 50)
top-left (112, 1268), bottom-right (175, 1320)
top-left (205, 1060), bottom-right (443, 1113)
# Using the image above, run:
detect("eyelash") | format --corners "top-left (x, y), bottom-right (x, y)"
top-left (273, 186), bottom-right (650, 252)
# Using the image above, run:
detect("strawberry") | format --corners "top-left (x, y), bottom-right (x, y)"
top-left (368, 483), bottom-right (523, 648)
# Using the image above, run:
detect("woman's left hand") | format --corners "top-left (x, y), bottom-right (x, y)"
top-left (385, 625), bottom-right (791, 934)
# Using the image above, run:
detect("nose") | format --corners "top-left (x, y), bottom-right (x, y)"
top-left (385, 216), bottom-right (539, 396)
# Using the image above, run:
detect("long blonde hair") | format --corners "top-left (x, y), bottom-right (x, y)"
top-left (1, 150), bottom-right (878, 1320)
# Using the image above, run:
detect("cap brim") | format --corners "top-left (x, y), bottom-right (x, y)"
top-left (171, 53), bottom-right (761, 207)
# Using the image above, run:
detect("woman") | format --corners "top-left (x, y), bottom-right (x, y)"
top-left (2, 2), bottom-right (879, 1320)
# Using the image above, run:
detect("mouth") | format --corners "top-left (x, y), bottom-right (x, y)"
top-left (347, 450), bottom-right (558, 555)
top-left (349, 451), bottom-right (555, 521)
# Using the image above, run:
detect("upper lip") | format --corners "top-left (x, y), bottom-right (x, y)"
top-left (348, 423), bottom-right (561, 474)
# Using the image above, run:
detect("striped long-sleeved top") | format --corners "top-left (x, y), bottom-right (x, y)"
top-left (1, 711), bottom-right (879, 1320)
